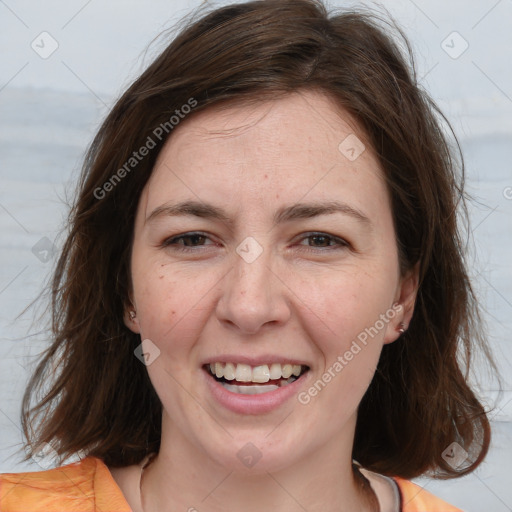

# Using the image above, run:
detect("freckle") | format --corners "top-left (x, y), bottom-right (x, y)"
top-left (264, 174), bottom-right (268, 179)
top-left (276, 194), bottom-right (279, 198)
top-left (159, 275), bottom-right (164, 279)
top-left (171, 310), bottom-right (176, 315)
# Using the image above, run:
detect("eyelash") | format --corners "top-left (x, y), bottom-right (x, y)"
top-left (161, 231), bottom-right (349, 254)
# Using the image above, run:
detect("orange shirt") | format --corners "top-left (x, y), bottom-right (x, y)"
top-left (0, 456), bottom-right (462, 511)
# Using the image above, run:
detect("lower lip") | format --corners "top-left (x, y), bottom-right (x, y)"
top-left (203, 368), bottom-right (309, 415)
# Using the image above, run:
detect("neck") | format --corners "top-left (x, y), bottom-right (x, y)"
top-left (140, 415), bottom-right (378, 512)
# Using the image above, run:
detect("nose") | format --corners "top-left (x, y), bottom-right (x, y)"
top-left (215, 245), bottom-right (291, 335)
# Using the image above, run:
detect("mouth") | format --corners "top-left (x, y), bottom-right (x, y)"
top-left (203, 362), bottom-right (310, 395)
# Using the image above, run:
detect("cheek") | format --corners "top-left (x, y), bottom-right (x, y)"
top-left (296, 265), bottom-right (397, 349)
top-left (297, 266), bottom-right (397, 414)
top-left (131, 259), bottom-right (219, 348)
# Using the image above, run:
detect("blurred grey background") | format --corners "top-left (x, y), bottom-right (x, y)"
top-left (1, 0), bottom-right (511, 510)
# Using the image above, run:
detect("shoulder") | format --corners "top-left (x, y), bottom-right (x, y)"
top-left (0, 456), bottom-right (131, 511)
top-left (394, 477), bottom-right (463, 512)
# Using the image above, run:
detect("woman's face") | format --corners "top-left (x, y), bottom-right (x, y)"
top-left (127, 90), bottom-right (416, 472)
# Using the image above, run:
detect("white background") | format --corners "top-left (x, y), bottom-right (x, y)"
top-left (0, 0), bottom-right (511, 510)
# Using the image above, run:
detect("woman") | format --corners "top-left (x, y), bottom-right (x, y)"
top-left (0, 1), bottom-right (493, 510)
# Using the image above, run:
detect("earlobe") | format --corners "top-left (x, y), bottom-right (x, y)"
top-left (123, 307), bottom-right (141, 334)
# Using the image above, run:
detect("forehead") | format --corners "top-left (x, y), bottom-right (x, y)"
top-left (162, 91), bottom-right (368, 165)
top-left (142, 90), bottom-right (389, 221)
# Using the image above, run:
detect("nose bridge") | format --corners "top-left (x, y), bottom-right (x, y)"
top-left (232, 237), bottom-right (274, 309)
top-left (234, 241), bottom-right (271, 296)
top-left (216, 237), bottom-right (290, 333)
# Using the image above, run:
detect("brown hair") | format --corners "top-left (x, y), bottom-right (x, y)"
top-left (22, 0), bottom-right (494, 479)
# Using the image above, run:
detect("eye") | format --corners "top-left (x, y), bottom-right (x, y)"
top-left (161, 232), bottom-right (216, 252)
top-left (160, 231), bottom-right (350, 254)
top-left (296, 232), bottom-right (349, 252)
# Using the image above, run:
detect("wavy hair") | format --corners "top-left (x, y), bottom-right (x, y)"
top-left (21, 0), bottom-right (494, 478)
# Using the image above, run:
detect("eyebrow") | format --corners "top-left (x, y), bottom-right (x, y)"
top-left (146, 199), bottom-right (372, 227)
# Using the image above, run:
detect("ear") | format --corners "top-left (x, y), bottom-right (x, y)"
top-left (123, 301), bottom-right (141, 334)
top-left (384, 262), bottom-right (420, 344)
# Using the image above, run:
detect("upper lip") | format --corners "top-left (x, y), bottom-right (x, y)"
top-left (201, 354), bottom-right (311, 368)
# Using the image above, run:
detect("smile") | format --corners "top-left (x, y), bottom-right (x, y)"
top-left (204, 362), bottom-right (310, 396)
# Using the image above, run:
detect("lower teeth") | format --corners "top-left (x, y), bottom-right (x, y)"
top-left (219, 376), bottom-right (297, 395)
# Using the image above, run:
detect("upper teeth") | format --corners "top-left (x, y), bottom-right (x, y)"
top-left (208, 362), bottom-right (304, 383)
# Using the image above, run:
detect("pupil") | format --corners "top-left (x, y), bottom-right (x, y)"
top-left (185, 235), bottom-right (204, 246)
top-left (312, 235), bottom-right (329, 247)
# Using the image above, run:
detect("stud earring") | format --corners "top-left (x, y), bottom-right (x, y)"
top-left (398, 322), bottom-right (406, 334)
top-left (129, 310), bottom-right (136, 320)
